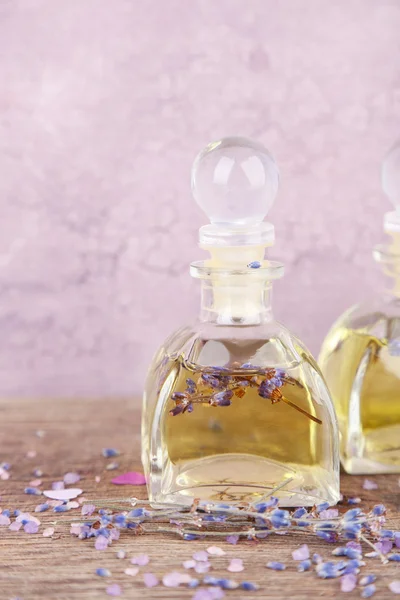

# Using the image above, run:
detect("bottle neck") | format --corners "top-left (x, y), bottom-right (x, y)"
top-left (374, 231), bottom-right (400, 298)
top-left (199, 277), bottom-right (274, 325)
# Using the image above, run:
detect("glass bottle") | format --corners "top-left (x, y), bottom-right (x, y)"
top-left (142, 137), bottom-right (340, 507)
top-left (319, 141), bottom-right (400, 474)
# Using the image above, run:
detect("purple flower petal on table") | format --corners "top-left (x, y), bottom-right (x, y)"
top-left (116, 550), bottom-right (126, 559)
top-left (363, 479), bottom-right (378, 490)
top-left (162, 571), bottom-right (184, 587)
top-left (95, 534), bottom-right (109, 550)
top-left (51, 481), bottom-right (65, 490)
top-left (227, 558), bottom-right (244, 572)
top-left (194, 562), bottom-right (210, 574)
top-left (207, 546), bottom-right (226, 556)
top-left (389, 581), bottom-right (400, 594)
top-left (361, 584), bottom-right (376, 598)
top-left (183, 560), bottom-right (196, 569)
top-left (124, 567), bottom-right (139, 576)
top-left (0, 514), bottom-right (11, 526)
top-left (292, 544), bottom-right (310, 561)
top-left (43, 527), bottom-right (54, 537)
top-left (266, 561), bottom-right (286, 571)
top-left (226, 535), bottom-right (239, 545)
top-left (24, 487), bottom-right (42, 496)
top-left (29, 479), bottom-right (42, 487)
top-left (111, 472), bottom-right (146, 485)
top-left (81, 504), bottom-right (96, 516)
top-left (102, 448), bottom-right (120, 458)
top-left (375, 540), bottom-right (393, 554)
top-left (193, 550), bottom-right (208, 562)
top-left (341, 573), bottom-right (357, 592)
top-left (96, 568), bottom-right (111, 577)
top-left (360, 575), bottom-right (376, 586)
top-left (43, 488), bottom-right (82, 501)
top-left (143, 573), bottom-right (159, 588)
top-left (106, 584), bottom-right (122, 597)
top-left (64, 472), bottom-right (80, 485)
top-left (9, 521), bottom-right (22, 531)
top-left (24, 521), bottom-right (39, 534)
top-left (130, 554), bottom-right (149, 566)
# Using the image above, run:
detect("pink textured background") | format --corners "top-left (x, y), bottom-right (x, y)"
top-left (1, 0), bottom-right (400, 398)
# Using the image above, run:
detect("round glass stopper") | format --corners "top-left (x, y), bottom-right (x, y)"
top-left (191, 137), bottom-right (279, 226)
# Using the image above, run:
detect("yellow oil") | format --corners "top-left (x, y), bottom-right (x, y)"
top-left (319, 325), bottom-right (400, 473)
top-left (152, 355), bottom-right (339, 505)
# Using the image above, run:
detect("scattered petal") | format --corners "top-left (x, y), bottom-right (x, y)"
top-left (226, 535), bottom-right (239, 545)
top-left (96, 568), bottom-right (111, 577)
top-left (124, 568), bottom-right (139, 577)
top-left (292, 544), bottom-right (310, 561)
top-left (116, 550), bottom-right (126, 559)
top-left (43, 527), bottom-right (54, 537)
top-left (131, 554), bottom-right (149, 566)
top-left (183, 560), bottom-right (196, 569)
top-left (29, 479), bottom-right (42, 487)
top-left (227, 558), bottom-right (244, 572)
top-left (361, 584), bottom-right (376, 598)
top-left (341, 573), bottom-right (357, 592)
top-left (9, 521), bottom-right (22, 531)
top-left (193, 550), bottom-right (208, 562)
top-left (389, 581), bottom-right (400, 594)
top-left (82, 504), bottom-right (96, 516)
top-left (360, 575), bottom-right (377, 586)
top-left (95, 535), bottom-right (109, 550)
top-left (194, 562), bottom-right (211, 574)
top-left (35, 504), bottom-right (50, 513)
top-left (363, 479), bottom-right (378, 490)
top-left (207, 546), bottom-right (226, 556)
top-left (106, 584), bottom-right (122, 596)
top-left (64, 472), bottom-right (80, 485)
top-left (266, 561), bottom-right (286, 571)
top-left (0, 514), bottom-right (11, 526)
top-left (102, 448), bottom-right (120, 458)
top-left (111, 472), bottom-right (146, 485)
top-left (51, 481), bottom-right (65, 490)
top-left (162, 571), bottom-right (184, 587)
top-left (24, 487), bottom-right (42, 496)
top-left (143, 573), bottom-right (159, 588)
top-left (24, 521), bottom-right (39, 534)
top-left (106, 462), bottom-right (119, 471)
top-left (43, 488), bottom-right (83, 501)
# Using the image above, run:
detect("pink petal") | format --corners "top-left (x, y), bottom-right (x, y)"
top-left (95, 534), bottom-right (109, 550)
top-left (162, 572), bottom-right (185, 587)
top-left (143, 573), bottom-right (159, 588)
top-left (363, 479), bottom-right (378, 490)
top-left (43, 488), bottom-right (83, 501)
top-left (227, 558), bottom-right (244, 572)
top-left (292, 544), bottom-right (310, 561)
top-left (183, 560), bottom-right (196, 569)
top-left (389, 581), bottom-right (400, 594)
top-left (194, 562), bottom-right (210, 574)
top-left (52, 481), bottom-right (65, 490)
top-left (64, 472), bottom-right (81, 485)
top-left (226, 535), bottom-right (239, 545)
top-left (29, 479), bottom-right (42, 487)
top-left (131, 554), bottom-right (149, 566)
top-left (82, 504), bottom-right (96, 516)
top-left (207, 546), bottom-right (226, 556)
top-left (341, 573), bottom-right (357, 592)
top-left (0, 514), bottom-right (11, 526)
top-left (111, 472), bottom-right (146, 485)
top-left (24, 521), bottom-right (39, 534)
top-left (106, 584), bottom-right (122, 597)
top-left (9, 521), bottom-right (22, 531)
top-left (66, 501), bottom-right (80, 509)
top-left (375, 541), bottom-right (393, 554)
top-left (124, 567), bottom-right (139, 577)
top-left (193, 550), bottom-right (208, 562)
top-left (319, 508), bottom-right (339, 519)
top-left (43, 527), bottom-right (55, 537)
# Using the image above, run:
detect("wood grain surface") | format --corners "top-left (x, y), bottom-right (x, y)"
top-left (0, 398), bottom-right (399, 599)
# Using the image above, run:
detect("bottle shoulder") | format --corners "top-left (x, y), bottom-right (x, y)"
top-left (325, 294), bottom-right (400, 338)
top-left (149, 319), bottom-right (318, 371)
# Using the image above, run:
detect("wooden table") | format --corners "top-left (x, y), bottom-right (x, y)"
top-left (0, 398), bottom-right (399, 599)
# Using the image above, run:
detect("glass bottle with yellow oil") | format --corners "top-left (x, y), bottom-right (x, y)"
top-left (319, 142), bottom-right (400, 474)
top-left (142, 137), bottom-right (340, 507)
